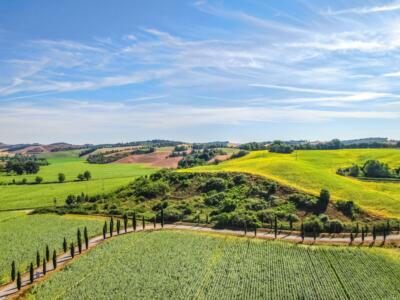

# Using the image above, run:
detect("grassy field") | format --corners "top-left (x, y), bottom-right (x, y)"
top-left (25, 230), bottom-right (400, 299)
top-left (188, 149), bottom-right (400, 218)
top-left (0, 151), bottom-right (157, 210)
top-left (0, 211), bottom-right (104, 284)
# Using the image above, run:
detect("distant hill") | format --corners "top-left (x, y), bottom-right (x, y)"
top-left (341, 137), bottom-right (389, 145)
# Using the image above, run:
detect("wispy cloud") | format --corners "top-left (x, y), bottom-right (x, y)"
top-left (326, 2), bottom-right (400, 15)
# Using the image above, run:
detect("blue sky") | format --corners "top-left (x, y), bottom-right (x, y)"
top-left (1, 0), bottom-right (400, 144)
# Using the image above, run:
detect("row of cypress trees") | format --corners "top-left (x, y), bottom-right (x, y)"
top-left (10, 226), bottom-right (90, 291)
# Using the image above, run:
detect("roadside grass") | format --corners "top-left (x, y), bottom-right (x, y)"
top-left (187, 149), bottom-right (400, 218)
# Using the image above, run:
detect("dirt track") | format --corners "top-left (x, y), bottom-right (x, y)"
top-left (1, 223), bottom-right (399, 299)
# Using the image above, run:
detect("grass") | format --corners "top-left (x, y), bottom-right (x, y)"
top-left (187, 149), bottom-right (400, 218)
top-left (0, 211), bottom-right (104, 284)
top-left (25, 230), bottom-right (400, 299)
top-left (0, 150), bottom-right (157, 210)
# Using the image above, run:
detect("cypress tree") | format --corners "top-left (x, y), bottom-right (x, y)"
top-left (63, 237), bottom-right (67, 253)
top-left (313, 226), bottom-right (317, 241)
top-left (70, 243), bottom-right (75, 258)
top-left (244, 220), bottom-right (247, 235)
top-left (383, 228), bottom-right (387, 243)
top-left (350, 231), bottom-right (354, 243)
top-left (372, 226), bottom-right (376, 241)
top-left (77, 228), bottom-right (82, 254)
top-left (142, 216), bottom-right (145, 230)
top-left (117, 219), bottom-right (121, 235)
top-left (361, 227), bottom-right (365, 242)
top-left (123, 214), bottom-right (128, 233)
top-left (84, 227), bottom-right (89, 249)
top-left (16, 272), bottom-right (21, 290)
top-left (274, 216), bottom-right (278, 238)
top-left (153, 215), bottom-right (156, 228)
top-left (133, 213), bottom-right (137, 232)
top-left (45, 245), bottom-right (50, 262)
top-left (11, 261), bottom-right (16, 281)
top-left (103, 221), bottom-right (107, 239)
top-left (254, 226), bottom-right (257, 237)
top-left (36, 251), bottom-right (40, 268)
top-left (161, 208), bottom-right (164, 228)
top-left (386, 220), bottom-right (391, 235)
top-left (355, 222), bottom-right (359, 237)
top-left (110, 218), bottom-right (114, 237)
top-left (43, 259), bottom-right (47, 275)
top-left (52, 250), bottom-right (57, 269)
top-left (29, 262), bottom-right (34, 284)
top-left (301, 223), bottom-right (305, 242)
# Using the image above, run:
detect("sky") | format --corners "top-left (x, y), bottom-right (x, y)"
top-left (1, 0), bottom-right (400, 144)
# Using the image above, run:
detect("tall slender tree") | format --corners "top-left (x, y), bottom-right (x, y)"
top-left (274, 216), bottom-right (278, 238)
top-left (361, 227), bottom-right (365, 242)
top-left (110, 218), bottom-right (114, 237)
top-left (161, 208), bottom-right (164, 228)
top-left (123, 214), bottom-right (128, 233)
top-left (254, 226), bottom-right (257, 237)
top-left (29, 262), bottom-right (34, 284)
top-left (45, 245), bottom-right (50, 262)
top-left (77, 228), bottom-right (82, 254)
top-left (244, 220), bottom-right (247, 235)
top-left (84, 227), bottom-right (89, 249)
top-left (70, 243), bottom-right (75, 258)
top-left (117, 219), bottom-right (121, 235)
top-left (103, 221), bottom-right (107, 239)
top-left (383, 228), bottom-right (387, 243)
top-left (301, 223), bottom-right (305, 242)
top-left (52, 250), bottom-right (57, 269)
top-left (16, 272), bottom-right (21, 290)
top-left (372, 226), bottom-right (376, 241)
top-left (142, 216), bottom-right (145, 230)
top-left (42, 259), bottom-right (47, 275)
top-left (63, 237), bottom-right (67, 253)
top-left (153, 215), bottom-right (156, 228)
top-left (11, 261), bottom-right (16, 281)
top-left (132, 213), bottom-right (137, 232)
top-left (36, 251), bottom-right (40, 268)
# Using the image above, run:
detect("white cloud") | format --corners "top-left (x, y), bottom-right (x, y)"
top-left (327, 2), bottom-right (400, 15)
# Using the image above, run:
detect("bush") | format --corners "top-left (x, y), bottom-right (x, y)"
top-left (213, 210), bottom-right (260, 228)
top-left (35, 176), bottom-right (43, 184)
top-left (362, 160), bottom-right (391, 178)
top-left (220, 199), bottom-right (237, 213)
top-left (303, 216), bottom-right (323, 234)
top-left (335, 200), bottom-right (360, 218)
top-left (204, 193), bottom-right (225, 206)
top-left (133, 178), bottom-right (170, 199)
top-left (325, 219), bottom-right (344, 233)
top-left (288, 193), bottom-right (318, 210)
top-left (317, 189), bottom-right (330, 212)
top-left (202, 177), bottom-right (227, 193)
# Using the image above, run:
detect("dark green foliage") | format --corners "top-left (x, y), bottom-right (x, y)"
top-left (84, 227), bottom-right (89, 249)
top-left (288, 193), bottom-right (318, 210)
top-left (16, 272), bottom-right (21, 290)
top-left (45, 245), bottom-right (50, 261)
top-left (11, 261), bottom-right (16, 281)
top-left (52, 250), bottom-right (57, 269)
top-left (362, 160), bottom-right (392, 178)
top-left (204, 192), bottom-right (225, 206)
top-left (142, 216), bottom-right (145, 229)
top-left (83, 170), bottom-right (92, 181)
top-left (133, 213), bottom-right (137, 231)
top-left (301, 223), bottom-right (305, 241)
top-left (303, 216), bottom-right (323, 235)
top-left (230, 150), bottom-right (249, 159)
top-left (5, 155), bottom-right (48, 175)
top-left (36, 251), bottom-right (40, 268)
top-left (58, 173), bottom-right (66, 183)
top-left (202, 177), bottom-right (227, 193)
top-left (238, 142), bottom-right (266, 151)
top-left (110, 218), bottom-right (114, 237)
top-left (123, 215), bottom-right (128, 233)
top-left (325, 219), bottom-right (344, 233)
top-left (132, 177), bottom-right (170, 199)
top-left (335, 200), bottom-right (361, 218)
top-left (178, 148), bottom-right (226, 168)
top-left (43, 259), bottom-right (47, 275)
top-left (35, 176), bottom-right (43, 184)
top-left (77, 229), bottom-right (82, 253)
top-left (269, 141), bottom-right (294, 154)
top-left (318, 189), bottom-right (330, 212)
top-left (63, 237), bottom-right (67, 253)
top-left (29, 262), bottom-right (34, 284)
top-left (161, 208), bottom-right (164, 228)
top-left (70, 243), bottom-right (75, 258)
top-left (117, 220), bottom-right (121, 234)
top-left (103, 221), bottom-right (107, 239)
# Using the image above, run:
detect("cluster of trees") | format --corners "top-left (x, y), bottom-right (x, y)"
top-left (268, 141), bottom-right (294, 154)
top-left (294, 139), bottom-right (400, 150)
top-left (337, 160), bottom-right (398, 178)
top-left (238, 142), bottom-right (266, 151)
top-left (3, 155), bottom-right (48, 175)
top-left (9, 227), bottom-right (90, 290)
top-left (192, 141), bottom-right (229, 150)
top-left (178, 148), bottom-right (226, 168)
top-left (66, 192), bottom-right (101, 205)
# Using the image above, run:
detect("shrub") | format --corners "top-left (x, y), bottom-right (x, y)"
top-left (204, 193), bottom-right (225, 206)
top-left (288, 193), bottom-right (318, 210)
top-left (202, 177), bottom-right (227, 193)
top-left (362, 160), bottom-right (391, 178)
top-left (219, 199), bottom-right (237, 213)
top-left (335, 200), bottom-right (361, 218)
top-left (133, 178), bottom-right (170, 199)
top-left (303, 216), bottom-right (323, 234)
top-left (35, 176), bottom-right (43, 184)
top-left (317, 189), bottom-right (330, 212)
top-left (325, 219), bottom-right (344, 233)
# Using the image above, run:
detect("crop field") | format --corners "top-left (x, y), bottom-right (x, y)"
top-left (0, 211), bottom-right (104, 283)
top-left (189, 149), bottom-right (400, 218)
top-left (25, 230), bottom-right (400, 299)
top-left (0, 151), bottom-right (156, 210)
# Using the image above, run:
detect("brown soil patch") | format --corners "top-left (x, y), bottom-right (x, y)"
top-left (208, 154), bottom-right (231, 163)
top-left (114, 149), bottom-right (182, 168)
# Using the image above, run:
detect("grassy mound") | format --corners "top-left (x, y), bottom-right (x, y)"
top-left (187, 149), bottom-right (400, 218)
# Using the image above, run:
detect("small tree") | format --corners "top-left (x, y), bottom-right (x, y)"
top-left (383, 228), bottom-right (387, 243)
top-left (318, 189), bottom-right (330, 212)
top-left (77, 229), bottom-right (82, 254)
top-left (254, 226), bottom-right (257, 237)
top-left (117, 219), bottom-right (121, 234)
top-left (52, 250), bottom-right (57, 269)
top-left (153, 215), bottom-right (156, 228)
top-left (142, 216), bottom-right (145, 230)
top-left (35, 176), bottom-right (43, 184)
top-left (70, 243), bottom-right (75, 258)
top-left (77, 173), bottom-right (85, 181)
top-left (350, 231), bottom-right (354, 243)
top-left (110, 218), bottom-right (114, 237)
top-left (11, 261), bottom-right (16, 281)
top-left (244, 220), bottom-right (247, 235)
top-left (84, 227), bottom-right (89, 249)
top-left (103, 221), bottom-right (107, 239)
top-left (63, 237), bottom-right (67, 253)
top-left (36, 251), bottom-right (40, 268)
top-left (372, 226), bottom-right (376, 241)
top-left (361, 227), bottom-right (365, 242)
top-left (161, 208), bottom-right (164, 228)
top-left (45, 245), bottom-right (50, 262)
top-left (43, 259), bottom-right (47, 275)
top-left (58, 173), bottom-right (65, 183)
top-left (29, 262), bottom-right (34, 284)
top-left (16, 272), bottom-right (21, 290)
top-left (83, 170), bottom-right (91, 181)
top-left (301, 223), bottom-right (305, 242)
top-left (132, 213), bottom-right (137, 232)
top-left (123, 214), bottom-right (128, 233)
